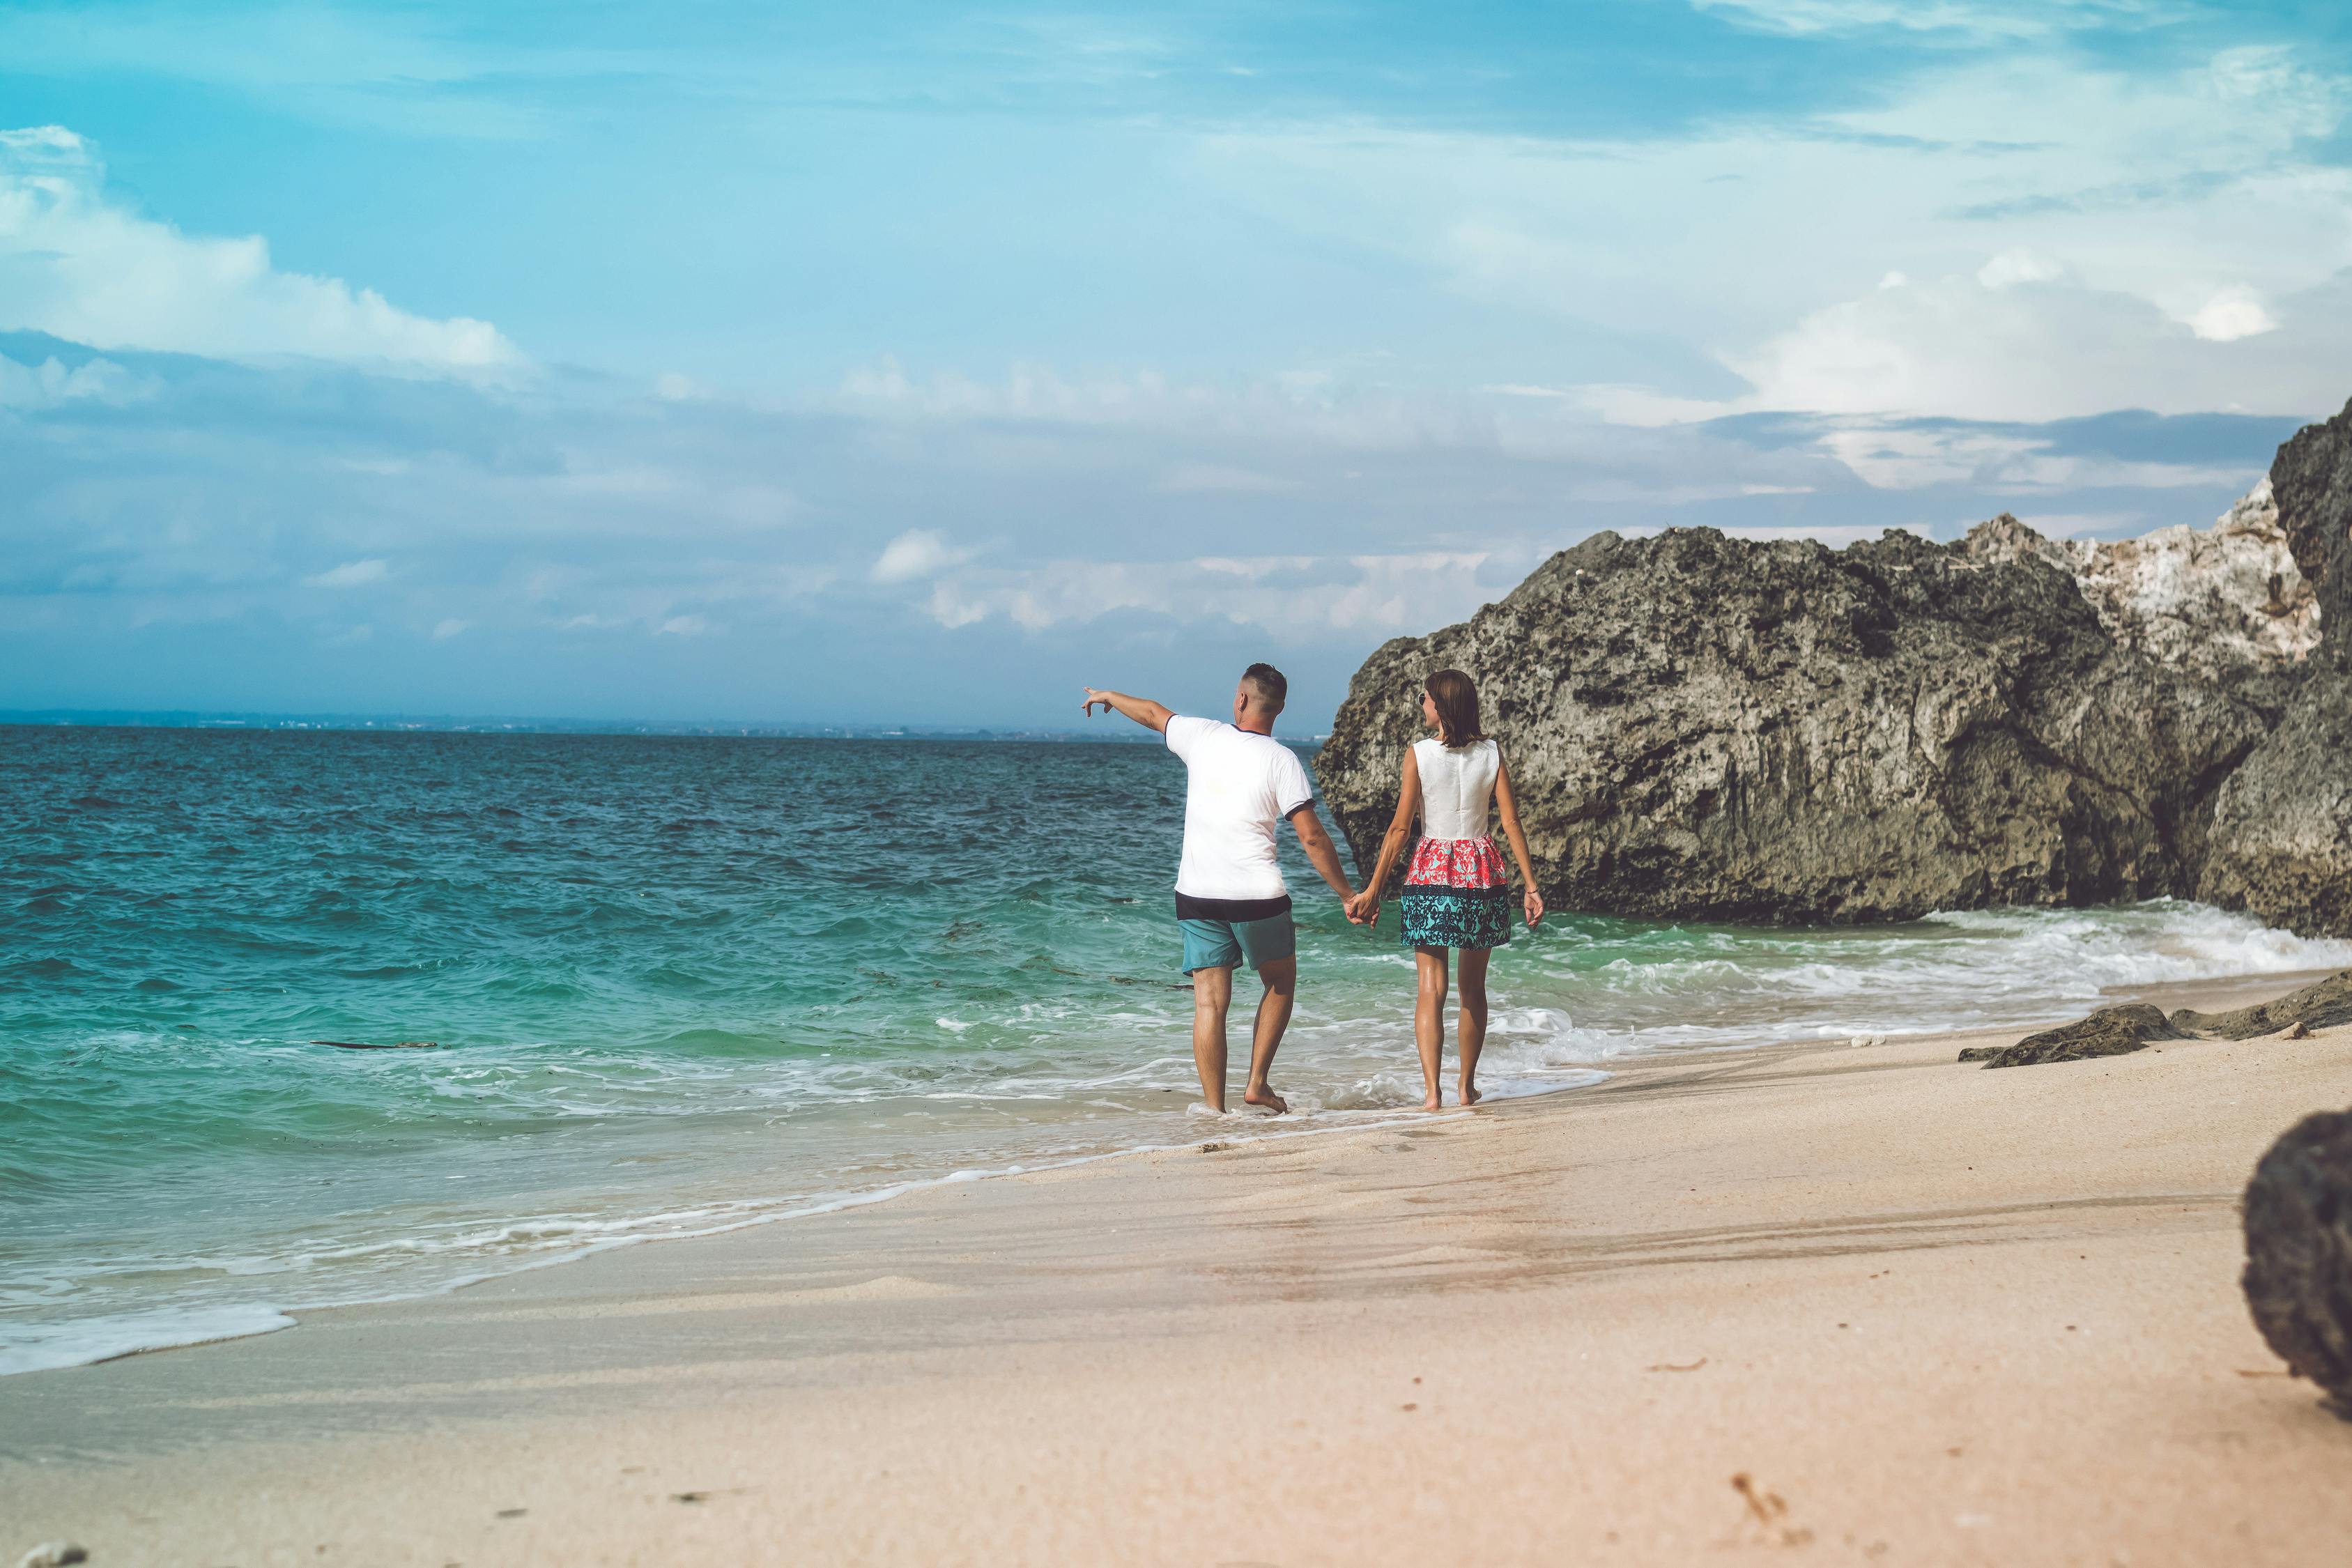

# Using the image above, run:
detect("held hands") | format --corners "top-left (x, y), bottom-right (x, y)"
top-left (1523, 886), bottom-right (1546, 930)
top-left (1344, 890), bottom-right (1381, 926)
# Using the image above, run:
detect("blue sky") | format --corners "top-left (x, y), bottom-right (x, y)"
top-left (4, 0), bottom-right (2350, 728)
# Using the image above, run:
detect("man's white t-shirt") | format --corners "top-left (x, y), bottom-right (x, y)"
top-left (1165, 715), bottom-right (1316, 905)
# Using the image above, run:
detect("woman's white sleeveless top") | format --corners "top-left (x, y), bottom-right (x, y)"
top-left (1415, 737), bottom-right (1499, 840)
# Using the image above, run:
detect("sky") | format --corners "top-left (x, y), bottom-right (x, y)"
top-left (3, 0), bottom-right (2350, 730)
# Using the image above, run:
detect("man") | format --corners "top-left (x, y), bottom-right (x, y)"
top-left (1082, 663), bottom-right (1361, 1114)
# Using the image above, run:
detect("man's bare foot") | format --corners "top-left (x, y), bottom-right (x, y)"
top-left (1242, 1082), bottom-right (1289, 1114)
top-left (1459, 1082), bottom-right (1483, 1107)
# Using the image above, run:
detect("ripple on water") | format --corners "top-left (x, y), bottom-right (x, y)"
top-left (7, 729), bottom-right (2352, 1373)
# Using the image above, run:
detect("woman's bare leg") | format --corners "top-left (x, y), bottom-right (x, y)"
top-left (1456, 946), bottom-right (1492, 1106)
top-left (1413, 947), bottom-right (1449, 1110)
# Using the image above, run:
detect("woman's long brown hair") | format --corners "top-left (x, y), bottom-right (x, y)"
top-left (1424, 668), bottom-right (1484, 747)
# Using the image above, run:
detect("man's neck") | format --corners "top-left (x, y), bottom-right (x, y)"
top-left (1236, 718), bottom-right (1275, 737)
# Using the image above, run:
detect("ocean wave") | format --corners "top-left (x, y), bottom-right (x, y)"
top-left (10, 730), bottom-right (2349, 1381)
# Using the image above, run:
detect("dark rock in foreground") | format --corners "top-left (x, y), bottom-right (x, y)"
top-left (2242, 1109), bottom-right (2352, 1412)
top-left (2171, 969), bottom-right (2352, 1041)
top-left (1974, 1004), bottom-right (2188, 1069)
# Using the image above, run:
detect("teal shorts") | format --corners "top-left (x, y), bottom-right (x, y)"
top-left (1179, 910), bottom-right (1296, 975)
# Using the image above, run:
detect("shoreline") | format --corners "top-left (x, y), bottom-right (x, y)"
top-left (8, 967), bottom-right (2351, 1565)
top-left (11, 961), bottom-right (2346, 1382)
top-left (3, 1086), bottom-right (1562, 1381)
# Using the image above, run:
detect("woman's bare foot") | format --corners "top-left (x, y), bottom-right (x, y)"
top-left (1242, 1082), bottom-right (1289, 1114)
top-left (1422, 1089), bottom-right (1443, 1111)
top-left (1459, 1082), bottom-right (1482, 1107)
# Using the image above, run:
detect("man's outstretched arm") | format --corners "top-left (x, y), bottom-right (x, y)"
top-left (1082, 687), bottom-right (1175, 733)
top-left (1287, 805), bottom-right (1359, 907)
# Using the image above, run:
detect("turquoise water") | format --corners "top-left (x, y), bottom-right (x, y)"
top-left (7, 725), bottom-right (2351, 1375)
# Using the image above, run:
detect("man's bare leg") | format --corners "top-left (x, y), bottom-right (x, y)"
top-left (1413, 947), bottom-right (1449, 1110)
top-left (1456, 946), bottom-right (1491, 1106)
top-left (1243, 956), bottom-right (1295, 1114)
top-left (1192, 965), bottom-right (1234, 1112)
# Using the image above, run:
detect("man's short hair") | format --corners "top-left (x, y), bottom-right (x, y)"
top-left (1242, 662), bottom-right (1288, 714)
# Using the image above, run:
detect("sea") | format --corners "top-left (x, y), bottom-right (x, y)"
top-left (8, 725), bottom-right (2351, 1377)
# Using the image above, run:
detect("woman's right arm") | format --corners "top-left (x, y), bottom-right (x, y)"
top-left (1346, 748), bottom-right (1421, 923)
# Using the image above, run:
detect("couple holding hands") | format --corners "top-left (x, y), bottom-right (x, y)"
top-left (1082, 662), bottom-right (1542, 1115)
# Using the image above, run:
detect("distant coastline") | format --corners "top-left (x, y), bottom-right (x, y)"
top-left (0, 711), bottom-right (1307, 742)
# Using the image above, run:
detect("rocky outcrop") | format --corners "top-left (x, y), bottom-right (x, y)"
top-left (1974, 1004), bottom-right (2188, 1069)
top-left (2171, 969), bottom-right (2352, 1041)
top-left (2242, 1109), bottom-right (2352, 1412)
top-left (1322, 521), bottom-right (2292, 924)
top-left (1323, 401), bottom-right (2352, 934)
top-left (2197, 398), bottom-right (2352, 939)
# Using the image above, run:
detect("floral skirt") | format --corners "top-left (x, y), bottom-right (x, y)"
top-left (1399, 836), bottom-right (1510, 950)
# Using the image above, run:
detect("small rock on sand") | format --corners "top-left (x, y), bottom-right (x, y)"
top-left (2172, 969), bottom-right (2352, 1040)
top-left (1978, 1004), bottom-right (2187, 1069)
top-left (17, 1544), bottom-right (89, 1568)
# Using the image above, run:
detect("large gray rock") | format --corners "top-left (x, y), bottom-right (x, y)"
top-left (1321, 522), bottom-right (2283, 924)
top-left (1323, 400), bottom-right (2352, 933)
top-left (2199, 397), bottom-right (2352, 939)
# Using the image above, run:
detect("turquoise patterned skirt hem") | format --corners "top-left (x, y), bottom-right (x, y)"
top-left (1399, 884), bottom-right (1511, 950)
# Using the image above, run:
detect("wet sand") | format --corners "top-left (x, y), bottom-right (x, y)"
top-left (6, 981), bottom-right (2352, 1566)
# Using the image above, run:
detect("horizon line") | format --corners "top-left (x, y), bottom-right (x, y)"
top-left (0, 709), bottom-right (1333, 742)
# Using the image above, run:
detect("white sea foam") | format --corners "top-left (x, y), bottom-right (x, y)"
top-left (0, 1304), bottom-right (298, 1377)
top-left (13, 894), bottom-right (2347, 1381)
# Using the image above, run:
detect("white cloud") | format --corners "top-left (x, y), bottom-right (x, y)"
top-left (656, 614), bottom-right (712, 636)
top-left (872, 529), bottom-right (976, 583)
top-left (1976, 249), bottom-right (2065, 289)
top-left (2186, 286), bottom-right (2277, 342)
top-left (0, 125), bottom-right (520, 371)
top-left (1728, 267), bottom-right (2346, 423)
top-left (1190, 44), bottom-right (2352, 426)
top-left (303, 559), bottom-right (389, 589)
top-left (0, 347), bottom-right (153, 408)
top-left (1562, 385), bottom-right (1742, 429)
top-left (431, 618), bottom-right (470, 640)
top-left (1808, 416), bottom-right (2252, 491)
top-left (920, 552), bottom-right (1491, 640)
top-left (1688, 0), bottom-right (2139, 39)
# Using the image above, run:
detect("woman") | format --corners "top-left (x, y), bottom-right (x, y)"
top-left (1345, 670), bottom-right (1544, 1109)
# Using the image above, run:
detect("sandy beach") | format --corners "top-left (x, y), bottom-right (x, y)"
top-left (7, 971), bottom-right (2352, 1567)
